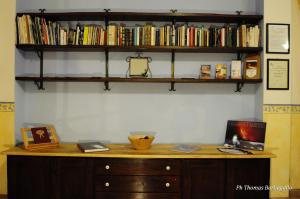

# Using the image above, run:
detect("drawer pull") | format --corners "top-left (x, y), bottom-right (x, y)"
top-left (165, 165), bottom-right (171, 171)
top-left (105, 182), bottom-right (110, 187)
top-left (165, 182), bottom-right (170, 188)
top-left (105, 165), bottom-right (110, 170)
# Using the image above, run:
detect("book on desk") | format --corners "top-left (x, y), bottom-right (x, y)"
top-left (77, 142), bottom-right (109, 152)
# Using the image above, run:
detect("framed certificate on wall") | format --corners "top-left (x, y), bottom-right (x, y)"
top-left (266, 23), bottom-right (290, 54)
top-left (267, 59), bottom-right (289, 90)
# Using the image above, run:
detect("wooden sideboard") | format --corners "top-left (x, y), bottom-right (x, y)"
top-left (4, 144), bottom-right (275, 199)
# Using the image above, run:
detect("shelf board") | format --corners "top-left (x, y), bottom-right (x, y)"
top-left (17, 12), bottom-right (263, 23)
top-left (15, 76), bottom-right (262, 84)
top-left (16, 45), bottom-right (263, 53)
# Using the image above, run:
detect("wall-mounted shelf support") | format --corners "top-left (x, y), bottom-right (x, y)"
top-left (169, 82), bottom-right (176, 92)
top-left (104, 81), bottom-right (110, 91)
top-left (104, 49), bottom-right (110, 91)
top-left (170, 51), bottom-right (176, 91)
top-left (237, 52), bottom-right (241, 60)
top-left (34, 50), bottom-right (45, 90)
top-left (235, 82), bottom-right (244, 92)
top-left (104, 9), bottom-right (111, 91)
top-left (170, 12), bottom-right (176, 92)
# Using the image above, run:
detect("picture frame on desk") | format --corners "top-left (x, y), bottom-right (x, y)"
top-left (267, 59), bottom-right (289, 90)
top-left (21, 126), bottom-right (59, 151)
top-left (266, 23), bottom-right (290, 54)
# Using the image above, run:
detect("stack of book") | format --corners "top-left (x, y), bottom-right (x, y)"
top-left (16, 14), bottom-right (260, 48)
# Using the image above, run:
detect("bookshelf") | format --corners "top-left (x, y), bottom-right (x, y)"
top-left (15, 10), bottom-right (263, 91)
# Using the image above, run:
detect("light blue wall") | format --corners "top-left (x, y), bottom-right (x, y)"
top-left (17, 0), bottom-right (257, 13)
top-left (15, 0), bottom-right (261, 144)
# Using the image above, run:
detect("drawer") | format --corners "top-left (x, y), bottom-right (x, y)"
top-left (95, 192), bottom-right (180, 199)
top-left (95, 175), bottom-right (180, 193)
top-left (95, 158), bottom-right (181, 175)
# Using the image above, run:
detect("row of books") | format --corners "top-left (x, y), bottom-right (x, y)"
top-left (17, 14), bottom-right (260, 48)
top-left (108, 23), bottom-right (260, 47)
top-left (200, 55), bottom-right (261, 80)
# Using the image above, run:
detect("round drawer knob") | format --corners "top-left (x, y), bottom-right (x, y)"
top-left (105, 182), bottom-right (110, 187)
top-left (165, 182), bottom-right (170, 188)
top-left (105, 165), bottom-right (110, 170)
top-left (165, 165), bottom-right (171, 171)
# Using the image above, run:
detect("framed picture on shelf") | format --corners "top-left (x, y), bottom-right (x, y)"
top-left (267, 59), bottom-right (289, 90)
top-left (266, 23), bottom-right (290, 54)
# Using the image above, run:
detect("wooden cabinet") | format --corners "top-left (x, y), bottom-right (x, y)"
top-left (226, 159), bottom-right (270, 199)
top-left (94, 158), bottom-right (181, 199)
top-left (7, 156), bottom-right (53, 199)
top-left (7, 155), bottom-right (270, 199)
top-left (8, 156), bottom-right (93, 199)
top-left (184, 159), bottom-right (225, 199)
top-left (53, 157), bottom-right (93, 199)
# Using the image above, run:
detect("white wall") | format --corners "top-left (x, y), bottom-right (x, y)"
top-left (16, 0), bottom-right (261, 144)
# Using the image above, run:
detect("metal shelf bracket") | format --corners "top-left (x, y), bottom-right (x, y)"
top-left (235, 82), bottom-right (244, 92)
top-left (169, 82), bottom-right (176, 91)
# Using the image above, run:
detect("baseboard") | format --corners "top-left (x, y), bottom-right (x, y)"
top-left (290, 189), bottom-right (300, 197)
top-left (0, 194), bottom-right (7, 199)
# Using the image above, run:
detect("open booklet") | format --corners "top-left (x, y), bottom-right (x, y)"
top-left (217, 147), bottom-right (253, 155)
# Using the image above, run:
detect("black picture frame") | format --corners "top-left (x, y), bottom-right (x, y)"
top-left (267, 59), bottom-right (289, 90)
top-left (266, 23), bottom-right (290, 54)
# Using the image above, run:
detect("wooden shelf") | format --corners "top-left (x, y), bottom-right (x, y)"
top-left (16, 11), bottom-right (263, 91)
top-left (15, 76), bottom-right (262, 84)
top-left (16, 44), bottom-right (263, 53)
top-left (17, 12), bottom-right (263, 23)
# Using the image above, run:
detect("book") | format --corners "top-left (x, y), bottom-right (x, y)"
top-left (77, 142), bottom-right (109, 152)
top-left (218, 147), bottom-right (252, 155)
top-left (231, 60), bottom-right (242, 79)
top-left (200, 65), bottom-right (211, 79)
top-left (215, 63), bottom-right (227, 79)
top-left (224, 120), bottom-right (266, 151)
top-left (244, 54), bottom-right (261, 79)
top-left (31, 127), bottom-right (51, 144)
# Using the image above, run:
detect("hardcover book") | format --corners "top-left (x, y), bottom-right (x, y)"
top-left (31, 127), bottom-right (51, 144)
top-left (224, 120), bottom-right (266, 151)
top-left (77, 142), bottom-right (109, 153)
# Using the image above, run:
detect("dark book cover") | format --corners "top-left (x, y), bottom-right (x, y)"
top-left (77, 142), bottom-right (109, 153)
top-left (31, 127), bottom-right (51, 144)
top-left (225, 120), bottom-right (266, 151)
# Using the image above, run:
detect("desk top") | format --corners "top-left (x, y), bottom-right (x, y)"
top-left (2, 143), bottom-right (275, 159)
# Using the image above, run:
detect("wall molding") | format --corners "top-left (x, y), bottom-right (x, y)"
top-left (0, 102), bottom-right (15, 112)
top-left (264, 104), bottom-right (300, 114)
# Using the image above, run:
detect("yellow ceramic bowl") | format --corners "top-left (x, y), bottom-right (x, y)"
top-left (128, 134), bottom-right (155, 150)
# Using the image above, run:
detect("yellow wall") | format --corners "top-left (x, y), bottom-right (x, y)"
top-left (290, 0), bottom-right (300, 190)
top-left (291, 113), bottom-right (300, 188)
top-left (263, 0), bottom-right (300, 195)
top-left (0, 0), bottom-right (16, 195)
top-left (0, 0), bottom-right (15, 101)
top-left (264, 106), bottom-right (292, 197)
